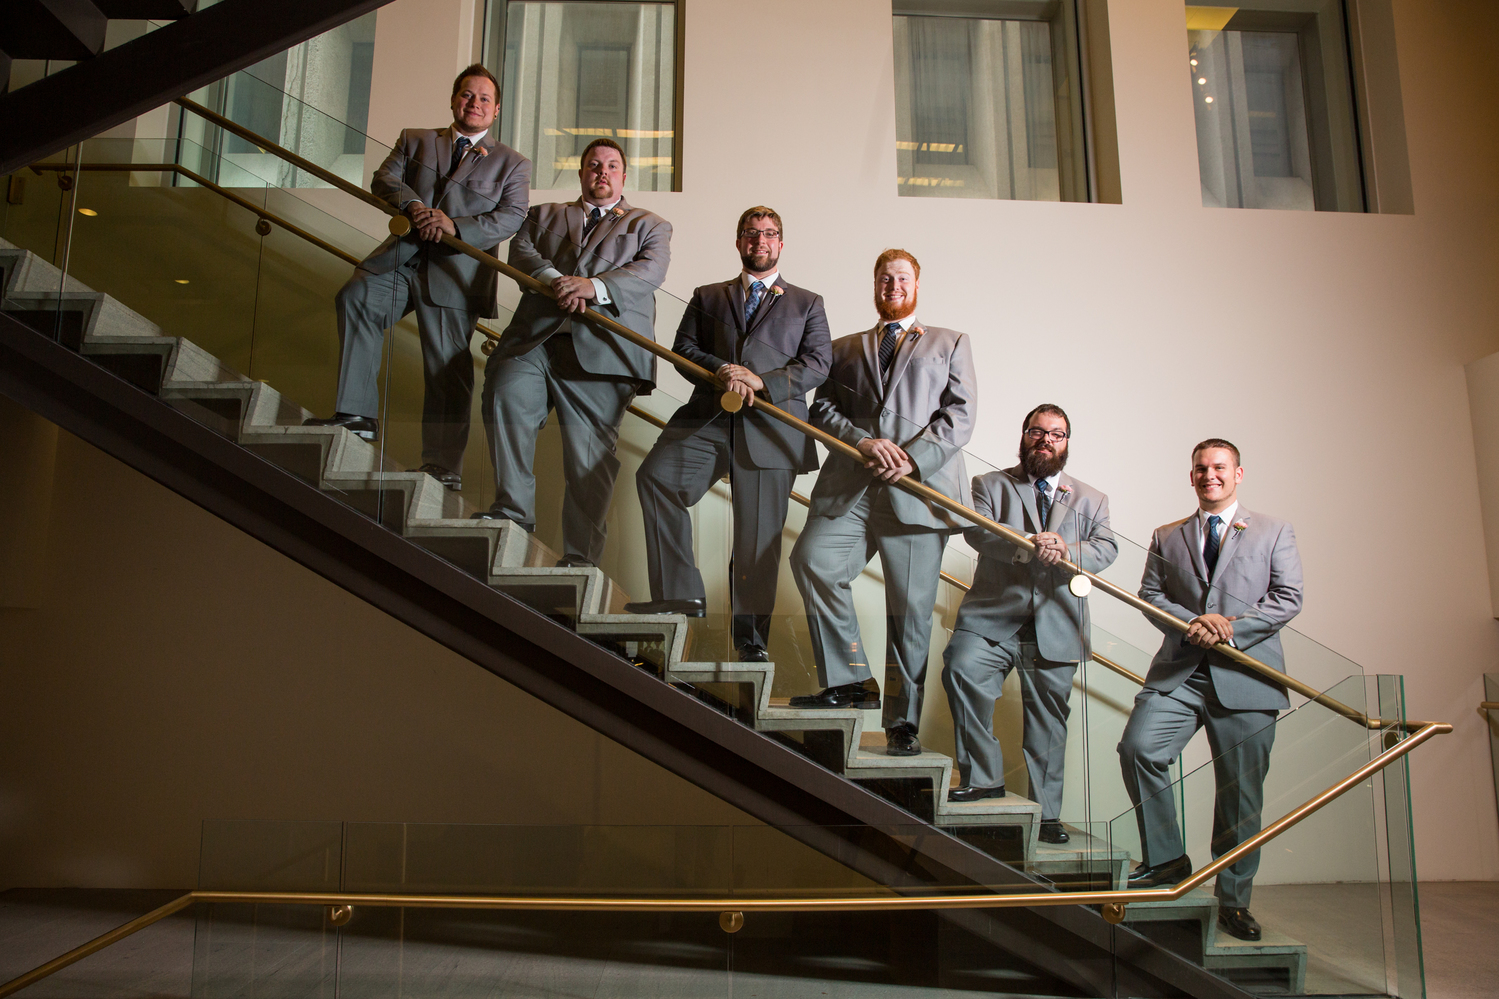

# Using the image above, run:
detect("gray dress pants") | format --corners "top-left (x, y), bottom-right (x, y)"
top-left (635, 419), bottom-right (794, 650)
top-left (334, 260), bottom-right (477, 473)
top-left (941, 626), bottom-right (1076, 815)
top-left (1117, 666), bottom-right (1278, 908)
top-left (789, 487), bottom-right (947, 731)
top-left (480, 333), bottom-right (636, 566)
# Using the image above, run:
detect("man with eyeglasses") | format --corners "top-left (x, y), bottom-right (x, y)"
top-left (940, 405), bottom-right (1116, 838)
top-left (307, 65), bottom-right (531, 493)
top-left (626, 207), bottom-right (831, 664)
top-left (1119, 438), bottom-right (1303, 942)
top-left (472, 137), bottom-right (672, 568)
top-left (787, 249), bottom-right (976, 759)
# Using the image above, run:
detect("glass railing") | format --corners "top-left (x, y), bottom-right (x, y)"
top-left (0, 60), bottom-right (1440, 997)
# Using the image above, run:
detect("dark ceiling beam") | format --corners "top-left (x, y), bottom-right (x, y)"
top-left (0, 0), bottom-right (389, 174)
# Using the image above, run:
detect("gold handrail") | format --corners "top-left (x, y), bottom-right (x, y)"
top-left (161, 97), bottom-right (1424, 733)
top-left (28, 161), bottom-right (362, 267)
top-left (1482, 702), bottom-right (1499, 710)
top-left (0, 718), bottom-right (1450, 999)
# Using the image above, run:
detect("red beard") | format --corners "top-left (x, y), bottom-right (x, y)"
top-left (875, 290), bottom-right (917, 323)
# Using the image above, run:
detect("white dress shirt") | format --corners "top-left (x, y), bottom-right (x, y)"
top-left (1196, 501), bottom-right (1240, 558)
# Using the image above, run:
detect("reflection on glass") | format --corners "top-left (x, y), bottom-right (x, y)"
top-left (494, 1), bottom-right (678, 191)
top-left (893, 14), bottom-right (1059, 201)
top-left (1192, 27), bottom-right (1314, 210)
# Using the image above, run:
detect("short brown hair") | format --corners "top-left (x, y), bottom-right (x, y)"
top-left (1023, 403), bottom-right (1070, 436)
top-left (737, 206), bottom-right (783, 238)
top-left (874, 248), bottom-right (920, 279)
top-left (1192, 438), bottom-right (1241, 467)
top-left (580, 137), bottom-right (627, 175)
top-left (452, 64), bottom-right (499, 98)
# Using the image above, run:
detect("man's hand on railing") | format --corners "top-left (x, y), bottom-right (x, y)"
top-left (1186, 613), bottom-right (1237, 648)
top-left (858, 437), bottom-right (913, 484)
top-left (552, 275), bottom-right (596, 313)
top-left (717, 364), bottom-right (764, 408)
top-left (408, 203), bottom-right (456, 241)
top-left (1032, 531), bottom-right (1068, 566)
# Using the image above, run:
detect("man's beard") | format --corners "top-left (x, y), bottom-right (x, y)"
top-left (740, 249), bottom-right (779, 274)
top-left (1021, 440), bottom-right (1069, 479)
top-left (875, 290), bottom-right (917, 323)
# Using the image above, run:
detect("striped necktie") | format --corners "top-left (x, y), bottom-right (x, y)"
top-left (1204, 514), bottom-right (1222, 575)
top-left (448, 136), bottom-right (471, 176)
top-left (582, 205), bottom-right (604, 241)
top-left (878, 322), bottom-right (902, 373)
top-left (1036, 479), bottom-right (1051, 528)
top-left (744, 280), bottom-right (765, 326)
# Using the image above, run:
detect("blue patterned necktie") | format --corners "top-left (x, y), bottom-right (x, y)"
top-left (1036, 478), bottom-right (1051, 528)
top-left (744, 280), bottom-right (765, 326)
top-left (878, 321), bottom-right (902, 373)
top-left (582, 205), bottom-right (604, 240)
top-left (448, 136), bottom-right (471, 176)
top-left (1204, 514), bottom-right (1222, 575)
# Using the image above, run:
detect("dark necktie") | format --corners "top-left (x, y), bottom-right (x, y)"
top-left (582, 205), bottom-right (604, 241)
top-left (448, 136), bottom-right (471, 176)
top-left (744, 280), bottom-right (765, 326)
top-left (1203, 514), bottom-right (1223, 576)
top-left (1036, 479), bottom-right (1051, 528)
top-left (878, 321), bottom-right (902, 373)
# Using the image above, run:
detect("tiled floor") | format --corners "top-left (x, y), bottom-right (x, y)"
top-left (1, 883), bottom-right (1495, 997)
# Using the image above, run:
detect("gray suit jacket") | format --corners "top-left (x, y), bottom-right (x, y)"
top-left (1138, 506), bottom-right (1304, 711)
top-left (362, 127), bottom-right (531, 317)
top-left (804, 321), bottom-right (977, 530)
top-left (953, 467), bottom-right (1118, 662)
top-left (661, 277), bottom-right (832, 471)
top-left (495, 198), bottom-right (672, 389)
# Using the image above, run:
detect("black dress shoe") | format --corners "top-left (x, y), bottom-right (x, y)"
top-left (886, 722), bottom-right (922, 756)
top-left (1217, 906), bottom-right (1262, 941)
top-left (412, 463), bottom-right (462, 491)
top-left (1039, 820), bottom-right (1070, 844)
top-left (1127, 854), bottom-right (1193, 889)
top-left (555, 554), bottom-right (595, 568)
top-left (622, 598), bottom-right (707, 617)
top-left (736, 644), bottom-right (769, 662)
top-left (304, 412), bottom-right (378, 441)
top-left (948, 784), bottom-right (1006, 803)
top-left (788, 679), bottom-right (881, 709)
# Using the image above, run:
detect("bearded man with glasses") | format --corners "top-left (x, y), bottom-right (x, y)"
top-left (626, 207), bottom-right (830, 665)
top-left (941, 404), bottom-right (1116, 844)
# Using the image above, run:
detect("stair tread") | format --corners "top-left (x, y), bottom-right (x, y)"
top-left (1206, 927), bottom-right (1308, 955)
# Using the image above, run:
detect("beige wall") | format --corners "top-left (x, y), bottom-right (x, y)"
top-left (1466, 350), bottom-right (1499, 620)
top-left (4, 0), bottom-right (1499, 886)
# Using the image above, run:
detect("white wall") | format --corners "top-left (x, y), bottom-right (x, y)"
top-left (1466, 350), bottom-right (1499, 620)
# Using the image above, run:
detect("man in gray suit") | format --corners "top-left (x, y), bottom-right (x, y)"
top-left (626, 207), bottom-right (830, 662)
top-left (941, 404), bottom-right (1116, 839)
top-left (1119, 438), bottom-right (1303, 942)
top-left (787, 249), bottom-right (976, 757)
top-left (473, 138), bottom-right (672, 567)
top-left (307, 66), bottom-right (531, 491)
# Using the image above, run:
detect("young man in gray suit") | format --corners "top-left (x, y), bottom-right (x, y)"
top-left (787, 249), bottom-right (976, 757)
top-left (308, 66), bottom-right (531, 491)
top-left (626, 207), bottom-right (830, 662)
top-left (473, 138), bottom-right (672, 568)
top-left (941, 405), bottom-right (1116, 838)
top-left (1119, 439), bottom-right (1304, 942)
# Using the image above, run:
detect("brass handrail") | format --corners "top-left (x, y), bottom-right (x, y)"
top-left (28, 161), bottom-right (361, 266)
top-left (161, 97), bottom-right (1425, 733)
top-left (0, 718), bottom-right (1450, 999)
top-left (1482, 702), bottom-right (1499, 710)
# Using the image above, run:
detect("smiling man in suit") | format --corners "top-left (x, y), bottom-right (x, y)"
top-left (1119, 438), bottom-right (1304, 942)
top-left (626, 207), bottom-right (831, 662)
top-left (787, 249), bottom-right (976, 757)
top-left (473, 137), bottom-right (672, 568)
top-left (941, 405), bottom-right (1116, 838)
top-left (307, 65), bottom-right (531, 492)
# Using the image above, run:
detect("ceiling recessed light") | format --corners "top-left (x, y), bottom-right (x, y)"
top-left (77, 208), bottom-right (98, 216)
top-left (174, 279), bottom-right (190, 285)
top-left (1198, 77), bottom-right (1207, 85)
top-left (1205, 96), bottom-right (1215, 103)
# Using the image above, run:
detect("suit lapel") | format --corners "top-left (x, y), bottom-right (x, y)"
top-left (1011, 466), bottom-right (1043, 534)
top-left (1210, 508), bottom-right (1250, 584)
top-left (860, 325), bottom-right (882, 390)
top-left (883, 320), bottom-right (923, 400)
top-left (1182, 516), bottom-right (1210, 584)
top-left (728, 279), bottom-right (747, 333)
top-left (576, 197), bottom-right (629, 270)
top-left (745, 278), bottom-right (782, 336)
top-left (1046, 473), bottom-right (1072, 533)
top-left (447, 133), bottom-right (490, 189)
top-left (564, 200), bottom-right (586, 260)
top-left (433, 130), bottom-right (453, 193)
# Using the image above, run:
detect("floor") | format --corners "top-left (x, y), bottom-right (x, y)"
top-left (0, 883), bottom-right (1494, 997)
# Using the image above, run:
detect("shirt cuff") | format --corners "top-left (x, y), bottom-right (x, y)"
top-left (590, 278), bottom-right (611, 305)
top-left (533, 266), bottom-right (564, 285)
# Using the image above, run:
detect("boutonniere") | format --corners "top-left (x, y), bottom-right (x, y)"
top-left (910, 323), bottom-right (924, 337)
top-left (1056, 484), bottom-right (1072, 497)
top-left (770, 285), bottom-right (785, 297)
top-left (1231, 520), bottom-right (1248, 533)
top-left (473, 145), bottom-right (488, 158)
top-left (611, 205), bottom-right (627, 217)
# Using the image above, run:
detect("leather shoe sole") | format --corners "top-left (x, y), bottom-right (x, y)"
top-left (623, 598), bottom-right (706, 617)
top-left (1039, 821), bottom-right (1070, 844)
top-left (304, 414), bottom-right (378, 441)
top-left (1127, 854), bottom-right (1193, 889)
top-left (788, 681), bottom-right (880, 710)
top-left (947, 785), bottom-right (1006, 803)
top-left (1217, 906), bottom-right (1262, 941)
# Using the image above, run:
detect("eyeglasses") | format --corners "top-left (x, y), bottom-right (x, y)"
top-left (738, 229), bottom-right (781, 242)
top-left (1023, 428), bottom-right (1069, 442)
